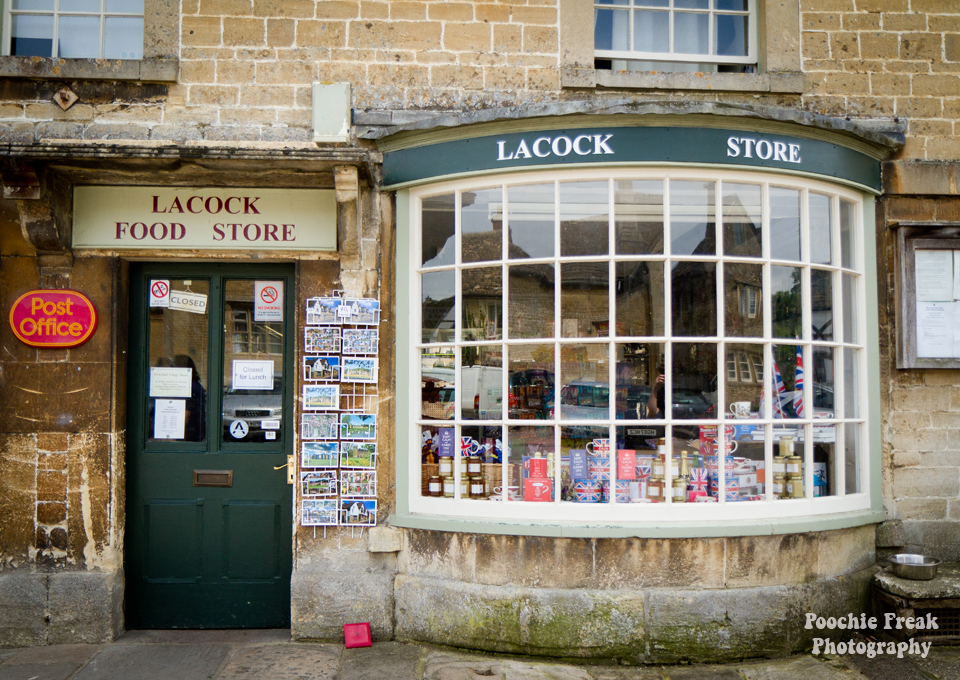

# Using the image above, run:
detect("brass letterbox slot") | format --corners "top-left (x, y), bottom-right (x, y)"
top-left (193, 470), bottom-right (233, 487)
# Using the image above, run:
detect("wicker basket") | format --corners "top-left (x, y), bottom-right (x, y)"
top-left (420, 463), bottom-right (439, 496)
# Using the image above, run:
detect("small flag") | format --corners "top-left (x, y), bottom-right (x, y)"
top-left (772, 359), bottom-right (787, 418)
top-left (794, 346), bottom-right (805, 417)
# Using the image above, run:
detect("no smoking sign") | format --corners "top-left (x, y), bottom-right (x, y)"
top-left (254, 281), bottom-right (283, 321)
top-left (149, 280), bottom-right (170, 308)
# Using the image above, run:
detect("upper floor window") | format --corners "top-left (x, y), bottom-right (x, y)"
top-left (594, 0), bottom-right (756, 73)
top-left (3, 0), bottom-right (143, 59)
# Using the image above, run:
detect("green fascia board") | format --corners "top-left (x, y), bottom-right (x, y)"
top-left (383, 126), bottom-right (882, 192)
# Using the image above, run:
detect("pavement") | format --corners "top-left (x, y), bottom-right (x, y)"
top-left (1, 630), bottom-right (959, 680)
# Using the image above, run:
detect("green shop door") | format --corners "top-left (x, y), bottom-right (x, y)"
top-left (126, 263), bottom-right (294, 629)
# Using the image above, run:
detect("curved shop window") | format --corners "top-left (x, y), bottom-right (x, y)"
top-left (405, 167), bottom-right (873, 525)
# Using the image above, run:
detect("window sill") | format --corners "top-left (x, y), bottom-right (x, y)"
top-left (561, 67), bottom-right (804, 94)
top-left (0, 56), bottom-right (178, 82)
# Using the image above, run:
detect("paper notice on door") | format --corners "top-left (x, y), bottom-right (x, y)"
top-left (915, 250), bottom-right (953, 302)
top-left (254, 281), bottom-right (283, 321)
top-left (917, 302), bottom-right (954, 358)
top-left (149, 367), bottom-right (192, 397)
top-left (154, 399), bottom-right (186, 439)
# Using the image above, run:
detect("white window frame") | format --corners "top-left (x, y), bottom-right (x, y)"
top-left (2, 0), bottom-right (144, 59)
top-left (406, 167), bottom-right (871, 525)
top-left (593, 0), bottom-right (757, 67)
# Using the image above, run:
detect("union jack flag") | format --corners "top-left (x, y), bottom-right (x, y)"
top-left (688, 467), bottom-right (709, 493)
top-left (794, 346), bottom-right (805, 417)
top-left (574, 480), bottom-right (602, 503)
top-left (636, 461), bottom-right (652, 482)
top-left (771, 359), bottom-right (787, 418)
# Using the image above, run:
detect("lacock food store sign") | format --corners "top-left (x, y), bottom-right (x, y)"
top-left (72, 187), bottom-right (336, 250)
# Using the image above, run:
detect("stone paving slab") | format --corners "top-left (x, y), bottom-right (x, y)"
top-left (341, 641), bottom-right (422, 680)
top-left (912, 646), bottom-right (960, 680)
top-left (218, 643), bottom-right (340, 680)
top-left (3, 644), bottom-right (100, 665)
top-left (738, 656), bottom-right (867, 680)
top-left (0, 662), bottom-right (83, 680)
top-left (72, 643), bottom-right (231, 680)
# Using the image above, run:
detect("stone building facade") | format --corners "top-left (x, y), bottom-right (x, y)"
top-left (0, 0), bottom-right (958, 664)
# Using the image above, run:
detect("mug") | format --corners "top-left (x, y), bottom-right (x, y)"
top-left (729, 401), bottom-right (751, 418)
top-left (712, 437), bottom-right (738, 454)
top-left (460, 437), bottom-right (483, 456)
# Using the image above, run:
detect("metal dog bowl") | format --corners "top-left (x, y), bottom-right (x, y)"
top-left (888, 553), bottom-right (941, 581)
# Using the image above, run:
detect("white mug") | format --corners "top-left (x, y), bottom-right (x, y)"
top-left (729, 401), bottom-right (751, 418)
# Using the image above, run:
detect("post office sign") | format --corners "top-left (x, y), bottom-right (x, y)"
top-left (10, 289), bottom-right (98, 348)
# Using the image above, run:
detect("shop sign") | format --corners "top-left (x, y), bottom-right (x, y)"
top-left (9, 289), bottom-right (98, 348)
top-left (72, 187), bottom-right (336, 251)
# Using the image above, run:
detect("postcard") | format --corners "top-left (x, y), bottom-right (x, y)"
top-left (303, 385), bottom-right (339, 410)
top-left (301, 470), bottom-right (338, 497)
top-left (301, 441), bottom-right (339, 468)
top-left (344, 298), bottom-right (380, 325)
top-left (340, 414), bottom-right (376, 441)
top-left (340, 441), bottom-right (377, 468)
top-left (340, 498), bottom-right (376, 526)
top-left (303, 355), bottom-right (340, 381)
top-left (301, 413), bottom-right (339, 440)
top-left (341, 328), bottom-right (379, 355)
top-left (341, 357), bottom-right (378, 384)
top-left (305, 297), bottom-right (342, 325)
top-left (339, 470), bottom-right (377, 497)
top-left (301, 499), bottom-right (339, 526)
top-left (305, 327), bottom-right (340, 353)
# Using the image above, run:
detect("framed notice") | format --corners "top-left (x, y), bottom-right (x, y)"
top-left (896, 224), bottom-right (960, 368)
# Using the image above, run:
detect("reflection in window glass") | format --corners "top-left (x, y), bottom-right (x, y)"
top-left (560, 345), bottom-right (609, 420)
top-left (809, 192), bottom-right (832, 265)
top-left (672, 261), bottom-right (716, 336)
top-left (771, 345), bottom-right (799, 419)
top-left (724, 262), bottom-right (762, 337)
top-left (421, 348), bottom-right (456, 421)
top-left (722, 183), bottom-right (761, 257)
top-left (422, 193), bottom-right (456, 267)
top-left (615, 180), bottom-right (663, 254)
top-left (104, 16), bottom-right (143, 59)
top-left (561, 262), bottom-right (608, 338)
top-left (462, 188), bottom-right (504, 263)
top-left (845, 424), bottom-right (861, 494)
top-left (771, 266), bottom-right (801, 339)
top-left (770, 187), bottom-right (801, 261)
top-left (461, 346), bottom-right (503, 421)
top-left (842, 273), bottom-right (858, 344)
top-left (508, 184), bottom-right (555, 259)
top-left (840, 199), bottom-right (856, 269)
top-left (843, 348), bottom-right (859, 419)
top-left (422, 270), bottom-right (455, 343)
top-left (811, 269), bottom-right (833, 341)
top-left (509, 344), bottom-right (554, 420)
top-left (670, 181), bottom-right (715, 256)
top-left (725, 342), bottom-right (762, 414)
top-left (671, 342), bottom-right (717, 422)
top-left (508, 264), bottom-right (554, 339)
top-left (616, 261), bottom-right (664, 337)
top-left (616, 342), bottom-right (664, 420)
top-left (462, 267), bottom-right (502, 341)
top-left (560, 181), bottom-right (609, 256)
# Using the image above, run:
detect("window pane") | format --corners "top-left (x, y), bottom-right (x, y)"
top-left (422, 270), bottom-right (455, 343)
top-left (58, 15), bottom-right (101, 58)
top-left (672, 261), bottom-right (716, 336)
top-left (633, 0), bottom-right (668, 6)
top-left (675, 0), bottom-right (708, 8)
top-left (671, 342), bottom-right (717, 424)
top-left (222, 280), bottom-right (284, 444)
top-left (508, 264), bottom-right (554, 339)
top-left (421, 348), bottom-right (456, 421)
top-left (674, 11), bottom-right (709, 55)
top-left (462, 266), bottom-right (502, 341)
top-left (508, 184), bottom-right (555, 259)
top-left (10, 15), bottom-right (54, 57)
top-left (147, 279), bottom-right (209, 443)
top-left (770, 187), bottom-right (801, 262)
top-left (811, 269), bottom-right (833, 341)
top-left (845, 423), bottom-right (861, 494)
top-left (724, 342), bottom-right (762, 417)
top-left (842, 273), bottom-right (858, 343)
top-left (562, 426), bottom-right (611, 503)
top-left (771, 344), bottom-right (799, 419)
top-left (843, 348), bottom-right (859, 419)
top-left (422, 193), bottom-right (455, 267)
top-left (670, 181), bottom-right (715, 256)
top-left (508, 345), bottom-right (554, 420)
top-left (840, 199), bottom-right (856, 269)
top-left (11, 0), bottom-right (53, 9)
top-left (61, 0), bottom-right (100, 11)
top-left (634, 10), bottom-right (669, 53)
top-left (461, 347), bottom-right (503, 420)
top-left (561, 263), bottom-right (608, 338)
top-left (813, 346), bottom-right (835, 418)
top-left (724, 263), bottom-right (763, 337)
top-left (615, 180), bottom-right (664, 255)
top-left (106, 0), bottom-right (144, 11)
top-left (616, 342), bottom-right (664, 420)
top-left (463, 187), bottom-right (504, 264)
top-left (595, 8), bottom-right (629, 52)
top-left (560, 181), bottom-right (609, 256)
top-left (509, 427), bottom-right (556, 503)
top-left (715, 14), bottom-right (747, 57)
top-left (771, 265), bottom-right (801, 339)
top-left (722, 182), bottom-right (761, 257)
top-left (716, 0), bottom-right (748, 10)
top-left (814, 424), bottom-right (838, 497)
top-left (616, 260), bottom-right (664, 337)
top-left (560, 344), bottom-right (609, 420)
top-left (809, 192), bottom-right (832, 265)
top-left (461, 424), bottom-right (502, 500)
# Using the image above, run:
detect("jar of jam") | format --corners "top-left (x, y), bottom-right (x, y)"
top-left (439, 456), bottom-right (453, 477)
top-left (469, 475), bottom-right (485, 498)
top-left (672, 477), bottom-right (687, 502)
top-left (442, 476), bottom-right (455, 497)
top-left (647, 476), bottom-right (664, 502)
top-left (773, 456), bottom-right (786, 475)
top-left (427, 475), bottom-right (442, 497)
top-left (788, 472), bottom-right (804, 498)
top-left (786, 455), bottom-right (802, 476)
top-left (467, 456), bottom-right (482, 475)
top-left (773, 474), bottom-right (786, 498)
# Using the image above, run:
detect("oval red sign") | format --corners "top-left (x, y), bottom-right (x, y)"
top-left (9, 289), bottom-right (98, 348)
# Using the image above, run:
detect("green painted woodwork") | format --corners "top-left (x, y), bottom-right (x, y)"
top-left (126, 263), bottom-right (294, 629)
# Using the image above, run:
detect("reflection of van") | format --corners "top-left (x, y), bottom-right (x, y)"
top-left (461, 366), bottom-right (503, 419)
top-left (560, 380), bottom-right (609, 420)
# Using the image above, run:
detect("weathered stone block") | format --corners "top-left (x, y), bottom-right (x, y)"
top-left (427, 2), bottom-right (473, 21)
top-left (223, 17), bottom-right (265, 46)
top-left (0, 572), bottom-right (47, 647)
top-left (367, 526), bottom-right (402, 553)
top-left (291, 570), bottom-right (395, 641)
top-left (182, 16), bottom-right (221, 46)
top-left (46, 571), bottom-right (123, 644)
top-left (876, 519), bottom-right (905, 548)
top-left (394, 574), bottom-right (645, 661)
top-left (296, 20), bottom-right (346, 49)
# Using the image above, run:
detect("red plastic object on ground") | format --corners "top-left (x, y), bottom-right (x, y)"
top-left (344, 622), bottom-right (372, 648)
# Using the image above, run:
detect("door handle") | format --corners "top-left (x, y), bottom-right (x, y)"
top-left (274, 455), bottom-right (295, 484)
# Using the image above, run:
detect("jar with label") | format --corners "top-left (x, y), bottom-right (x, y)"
top-left (786, 455), bottom-right (802, 475)
top-left (469, 475), bottom-right (485, 498)
top-left (439, 456), bottom-right (453, 477)
top-left (459, 455), bottom-right (469, 476)
top-left (788, 473), bottom-right (804, 498)
top-left (467, 456), bottom-right (482, 475)
top-left (427, 475), bottom-right (442, 497)
top-left (773, 456), bottom-right (786, 475)
top-left (647, 476), bottom-right (664, 502)
top-left (459, 477), bottom-right (469, 497)
top-left (442, 476), bottom-right (455, 497)
top-left (773, 474), bottom-right (786, 498)
top-left (668, 456), bottom-right (680, 478)
top-left (672, 477), bottom-right (687, 502)
top-left (653, 453), bottom-right (665, 478)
